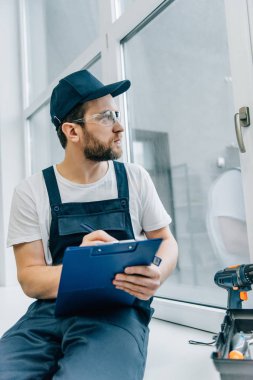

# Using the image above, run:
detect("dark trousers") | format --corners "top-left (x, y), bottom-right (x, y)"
top-left (0, 300), bottom-right (149, 380)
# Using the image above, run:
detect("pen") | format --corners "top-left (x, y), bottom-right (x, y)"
top-left (80, 223), bottom-right (94, 233)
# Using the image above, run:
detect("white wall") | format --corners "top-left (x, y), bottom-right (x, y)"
top-left (0, 0), bottom-right (25, 285)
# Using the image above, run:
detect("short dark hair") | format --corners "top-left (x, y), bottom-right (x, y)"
top-left (56, 103), bottom-right (86, 148)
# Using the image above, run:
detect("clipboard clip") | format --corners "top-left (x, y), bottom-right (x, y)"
top-left (91, 242), bottom-right (137, 256)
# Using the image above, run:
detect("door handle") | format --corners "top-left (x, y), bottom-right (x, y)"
top-left (234, 106), bottom-right (250, 153)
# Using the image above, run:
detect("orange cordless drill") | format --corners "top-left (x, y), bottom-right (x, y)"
top-left (214, 264), bottom-right (253, 309)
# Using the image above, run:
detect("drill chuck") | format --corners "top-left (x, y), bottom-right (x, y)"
top-left (242, 264), bottom-right (253, 286)
top-left (214, 264), bottom-right (253, 289)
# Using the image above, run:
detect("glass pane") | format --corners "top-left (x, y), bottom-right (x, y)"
top-left (117, 0), bottom-right (136, 17)
top-left (25, 0), bottom-right (99, 102)
top-left (123, 0), bottom-right (250, 307)
top-left (29, 60), bottom-right (102, 173)
top-left (86, 58), bottom-right (102, 79)
top-left (29, 103), bottom-right (64, 173)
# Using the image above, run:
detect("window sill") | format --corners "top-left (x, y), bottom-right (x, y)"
top-left (145, 318), bottom-right (219, 380)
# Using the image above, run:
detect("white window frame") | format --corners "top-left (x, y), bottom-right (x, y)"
top-left (18, 0), bottom-right (253, 333)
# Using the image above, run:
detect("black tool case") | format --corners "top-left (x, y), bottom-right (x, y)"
top-left (212, 309), bottom-right (253, 380)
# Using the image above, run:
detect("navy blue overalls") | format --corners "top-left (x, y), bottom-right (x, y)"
top-left (0, 161), bottom-right (152, 380)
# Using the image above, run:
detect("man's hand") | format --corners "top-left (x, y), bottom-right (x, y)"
top-left (80, 230), bottom-right (118, 246)
top-left (112, 264), bottom-right (161, 300)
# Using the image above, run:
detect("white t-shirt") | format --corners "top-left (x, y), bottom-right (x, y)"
top-left (7, 161), bottom-right (171, 264)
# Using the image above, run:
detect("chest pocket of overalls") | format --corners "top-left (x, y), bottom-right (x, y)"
top-left (58, 210), bottom-right (126, 236)
top-left (56, 197), bottom-right (130, 241)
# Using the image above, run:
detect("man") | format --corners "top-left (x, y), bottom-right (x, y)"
top-left (0, 70), bottom-right (178, 379)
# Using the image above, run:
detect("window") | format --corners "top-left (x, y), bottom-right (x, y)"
top-left (123, 0), bottom-right (250, 307)
top-left (25, 0), bottom-right (99, 102)
top-left (116, 0), bottom-right (136, 17)
top-left (29, 103), bottom-right (62, 173)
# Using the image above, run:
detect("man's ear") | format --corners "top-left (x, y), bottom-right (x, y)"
top-left (61, 122), bottom-right (81, 143)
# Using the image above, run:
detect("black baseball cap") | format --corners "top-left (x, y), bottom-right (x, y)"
top-left (50, 69), bottom-right (131, 128)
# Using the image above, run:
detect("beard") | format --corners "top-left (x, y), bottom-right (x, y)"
top-left (82, 127), bottom-right (122, 162)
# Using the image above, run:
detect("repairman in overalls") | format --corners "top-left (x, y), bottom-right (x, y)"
top-left (0, 70), bottom-right (178, 379)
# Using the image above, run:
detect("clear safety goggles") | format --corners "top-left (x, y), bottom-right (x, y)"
top-left (72, 110), bottom-right (120, 127)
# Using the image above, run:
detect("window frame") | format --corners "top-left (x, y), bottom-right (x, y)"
top-left (17, 0), bottom-right (253, 332)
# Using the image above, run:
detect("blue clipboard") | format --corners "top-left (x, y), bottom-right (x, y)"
top-left (55, 238), bottom-right (162, 317)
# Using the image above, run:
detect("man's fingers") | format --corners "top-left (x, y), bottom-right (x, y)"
top-left (124, 264), bottom-right (161, 279)
top-left (80, 240), bottom-right (108, 246)
top-left (114, 278), bottom-right (160, 293)
top-left (80, 230), bottom-right (118, 246)
top-left (113, 264), bottom-right (161, 300)
top-left (115, 281), bottom-right (154, 295)
top-left (85, 230), bottom-right (117, 242)
top-left (114, 274), bottom-right (158, 289)
top-left (115, 285), bottom-right (151, 300)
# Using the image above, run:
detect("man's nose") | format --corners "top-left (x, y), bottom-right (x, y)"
top-left (113, 121), bottom-right (124, 133)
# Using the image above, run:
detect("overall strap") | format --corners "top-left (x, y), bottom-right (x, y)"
top-left (42, 166), bottom-right (62, 206)
top-left (113, 161), bottom-right (129, 199)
